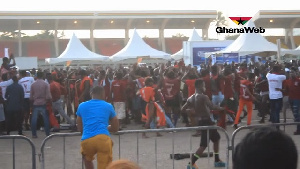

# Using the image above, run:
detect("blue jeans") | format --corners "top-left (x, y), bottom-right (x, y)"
top-left (212, 92), bottom-right (224, 106)
top-left (289, 99), bottom-right (300, 131)
top-left (270, 98), bottom-right (283, 124)
top-left (31, 105), bottom-right (50, 136)
top-left (212, 92), bottom-right (225, 122)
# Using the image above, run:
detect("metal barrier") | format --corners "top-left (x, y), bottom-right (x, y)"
top-left (0, 135), bottom-right (36, 169)
top-left (231, 122), bottom-right (300, 155)
top-left (117, 126), bottom-right (231, 169)
top-left (40, 132), bottom-right (83, 169)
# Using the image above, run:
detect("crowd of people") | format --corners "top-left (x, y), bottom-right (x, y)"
top-left (1, 53), bottom-right (300, 168)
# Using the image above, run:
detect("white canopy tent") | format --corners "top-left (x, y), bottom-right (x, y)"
top-left (45, 34), bottom-right (109, 65)
top-left (110, 29), bottom-right (171, 64)
top-left (205, 20), bottom-right (298, 58)
top-left (171, 28), bottom-right (202, 60)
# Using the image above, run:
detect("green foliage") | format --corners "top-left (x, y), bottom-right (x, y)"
top-left (214, 11), bottom-right (228, 27)
top-left (172, 33), bottom-right (186, 38)
top-left (0, 31), bottom-right (26, 39)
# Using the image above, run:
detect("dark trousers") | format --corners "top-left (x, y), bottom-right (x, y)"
top-left (23, 98), bottom-right (31, 126)
top-left (289, 99), bottom-right (300, 131)
top-left (6, 110), bottom-right (23, 135)
top-left (270, 98), bottom-right (283, 124)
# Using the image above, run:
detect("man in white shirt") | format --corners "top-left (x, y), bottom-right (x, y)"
top-left (0, 74), bottom-right (13, 101)
top-left (266, 65), bottom-right (286, 128)
top-left (19, 70), bottom-right (35, 130)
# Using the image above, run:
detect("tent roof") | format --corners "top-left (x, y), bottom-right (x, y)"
top-left (171, 28), bottom-right (202, 60)
top-left (110, 29), bottom-right (170, 62)
top-left (45, 34), bottom-right (109, 64)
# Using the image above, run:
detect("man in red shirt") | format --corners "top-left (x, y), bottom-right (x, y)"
top-left (234, 73), bottom-right (256, 129)
top-left (47, 74), bottom-right (75, 129)
top-left (201, 69), bottom-right (212, 100)
top-left (287, 69), bottom-right (300, 135)
top-left (161, 69), bottom-right (181, 127)
top-left (220, 67), bottom-right (236, 124)
top-left (111, 71), bottom-right (126, 128)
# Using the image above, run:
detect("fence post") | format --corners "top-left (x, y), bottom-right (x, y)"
top-left (0, 135), bottom-right (36, 169)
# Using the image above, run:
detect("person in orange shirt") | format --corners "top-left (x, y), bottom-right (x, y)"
top-left (79, 70), bottom-right (93, 103)
top-left (137, 77), bottom-right (169, 138)
top-left (234, 73), bottom-right (256, 129)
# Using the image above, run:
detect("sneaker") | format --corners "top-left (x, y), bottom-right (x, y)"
top-left (259, 119), bottom-right (265, 124)
top-left (214, 161), bottom-right (226, 167)
top-left (187, 163), bottom-right (198, 169)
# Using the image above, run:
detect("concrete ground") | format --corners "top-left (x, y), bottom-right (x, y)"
top-left (1, 109), bottom-right (300, 169)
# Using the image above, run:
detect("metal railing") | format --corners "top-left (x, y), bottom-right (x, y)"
top-left (40, 132), bottom-right (83, 169)
top-left (0, 135), bottom-right (36, 169)
top-left (116, 126), bottom-right (231, 169)
top-left (231, 122), bottom-right (300, 155)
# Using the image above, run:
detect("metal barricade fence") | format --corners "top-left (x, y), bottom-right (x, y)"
top-left (231, 122), bottom-right (300, 155)
top-left (117, 126), bottom-right (231, 169)
top-left (40, 132), bottom-right (83, 169)
top-left (0, 135), bottom-right (36, 169)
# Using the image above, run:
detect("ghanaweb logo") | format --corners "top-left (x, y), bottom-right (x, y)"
top-left (216, 17), bottom-right (265, 34)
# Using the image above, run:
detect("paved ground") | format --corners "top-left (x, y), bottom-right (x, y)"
top-left (1, 109), bottom-right (300, 169)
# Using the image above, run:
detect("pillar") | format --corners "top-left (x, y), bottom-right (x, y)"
top-left (159, 29), bottom-right (166, 52)
top-left (18, 20), bottom-right (22, 57)
top-left (202, 28), bottom-right (208, 40)
top-left (124, 28), bottom-right (129, 45)
top-left (90, 29), bottom-right (95, 52)
top-left (289, 29), bottom-right (295, 49)
top-left (54, 20), bottom-right (59, 56)
top-left (54, 29), bottom-right (59, 56)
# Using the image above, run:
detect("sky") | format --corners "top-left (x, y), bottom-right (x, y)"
top-left (1, 0), bottom-right (299, 39)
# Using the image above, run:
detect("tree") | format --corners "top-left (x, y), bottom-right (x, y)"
top-left (0, 31), bottom-right (26, 39)
top-left (213, 11), bottom-right (228, 39)
top-left (32, 30), bottom-right (55, 39)
top-left (214, 11), bottom-right (228, 27)
top-left (172, 33), bottom-right (186, 38)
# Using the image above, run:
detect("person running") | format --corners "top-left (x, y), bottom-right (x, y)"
top-left (161, 69), bottom-right (181, 127)
top-left (255, 67), bottom-right (269, 123)
top-left (76, 86), bottom-right (119, 169)
top-left (46, 74), bottom-right (76, 129)
top-left (233, 73), bottom-right (256, 129)
top-left (181, 79), bottom-right (226, 169)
